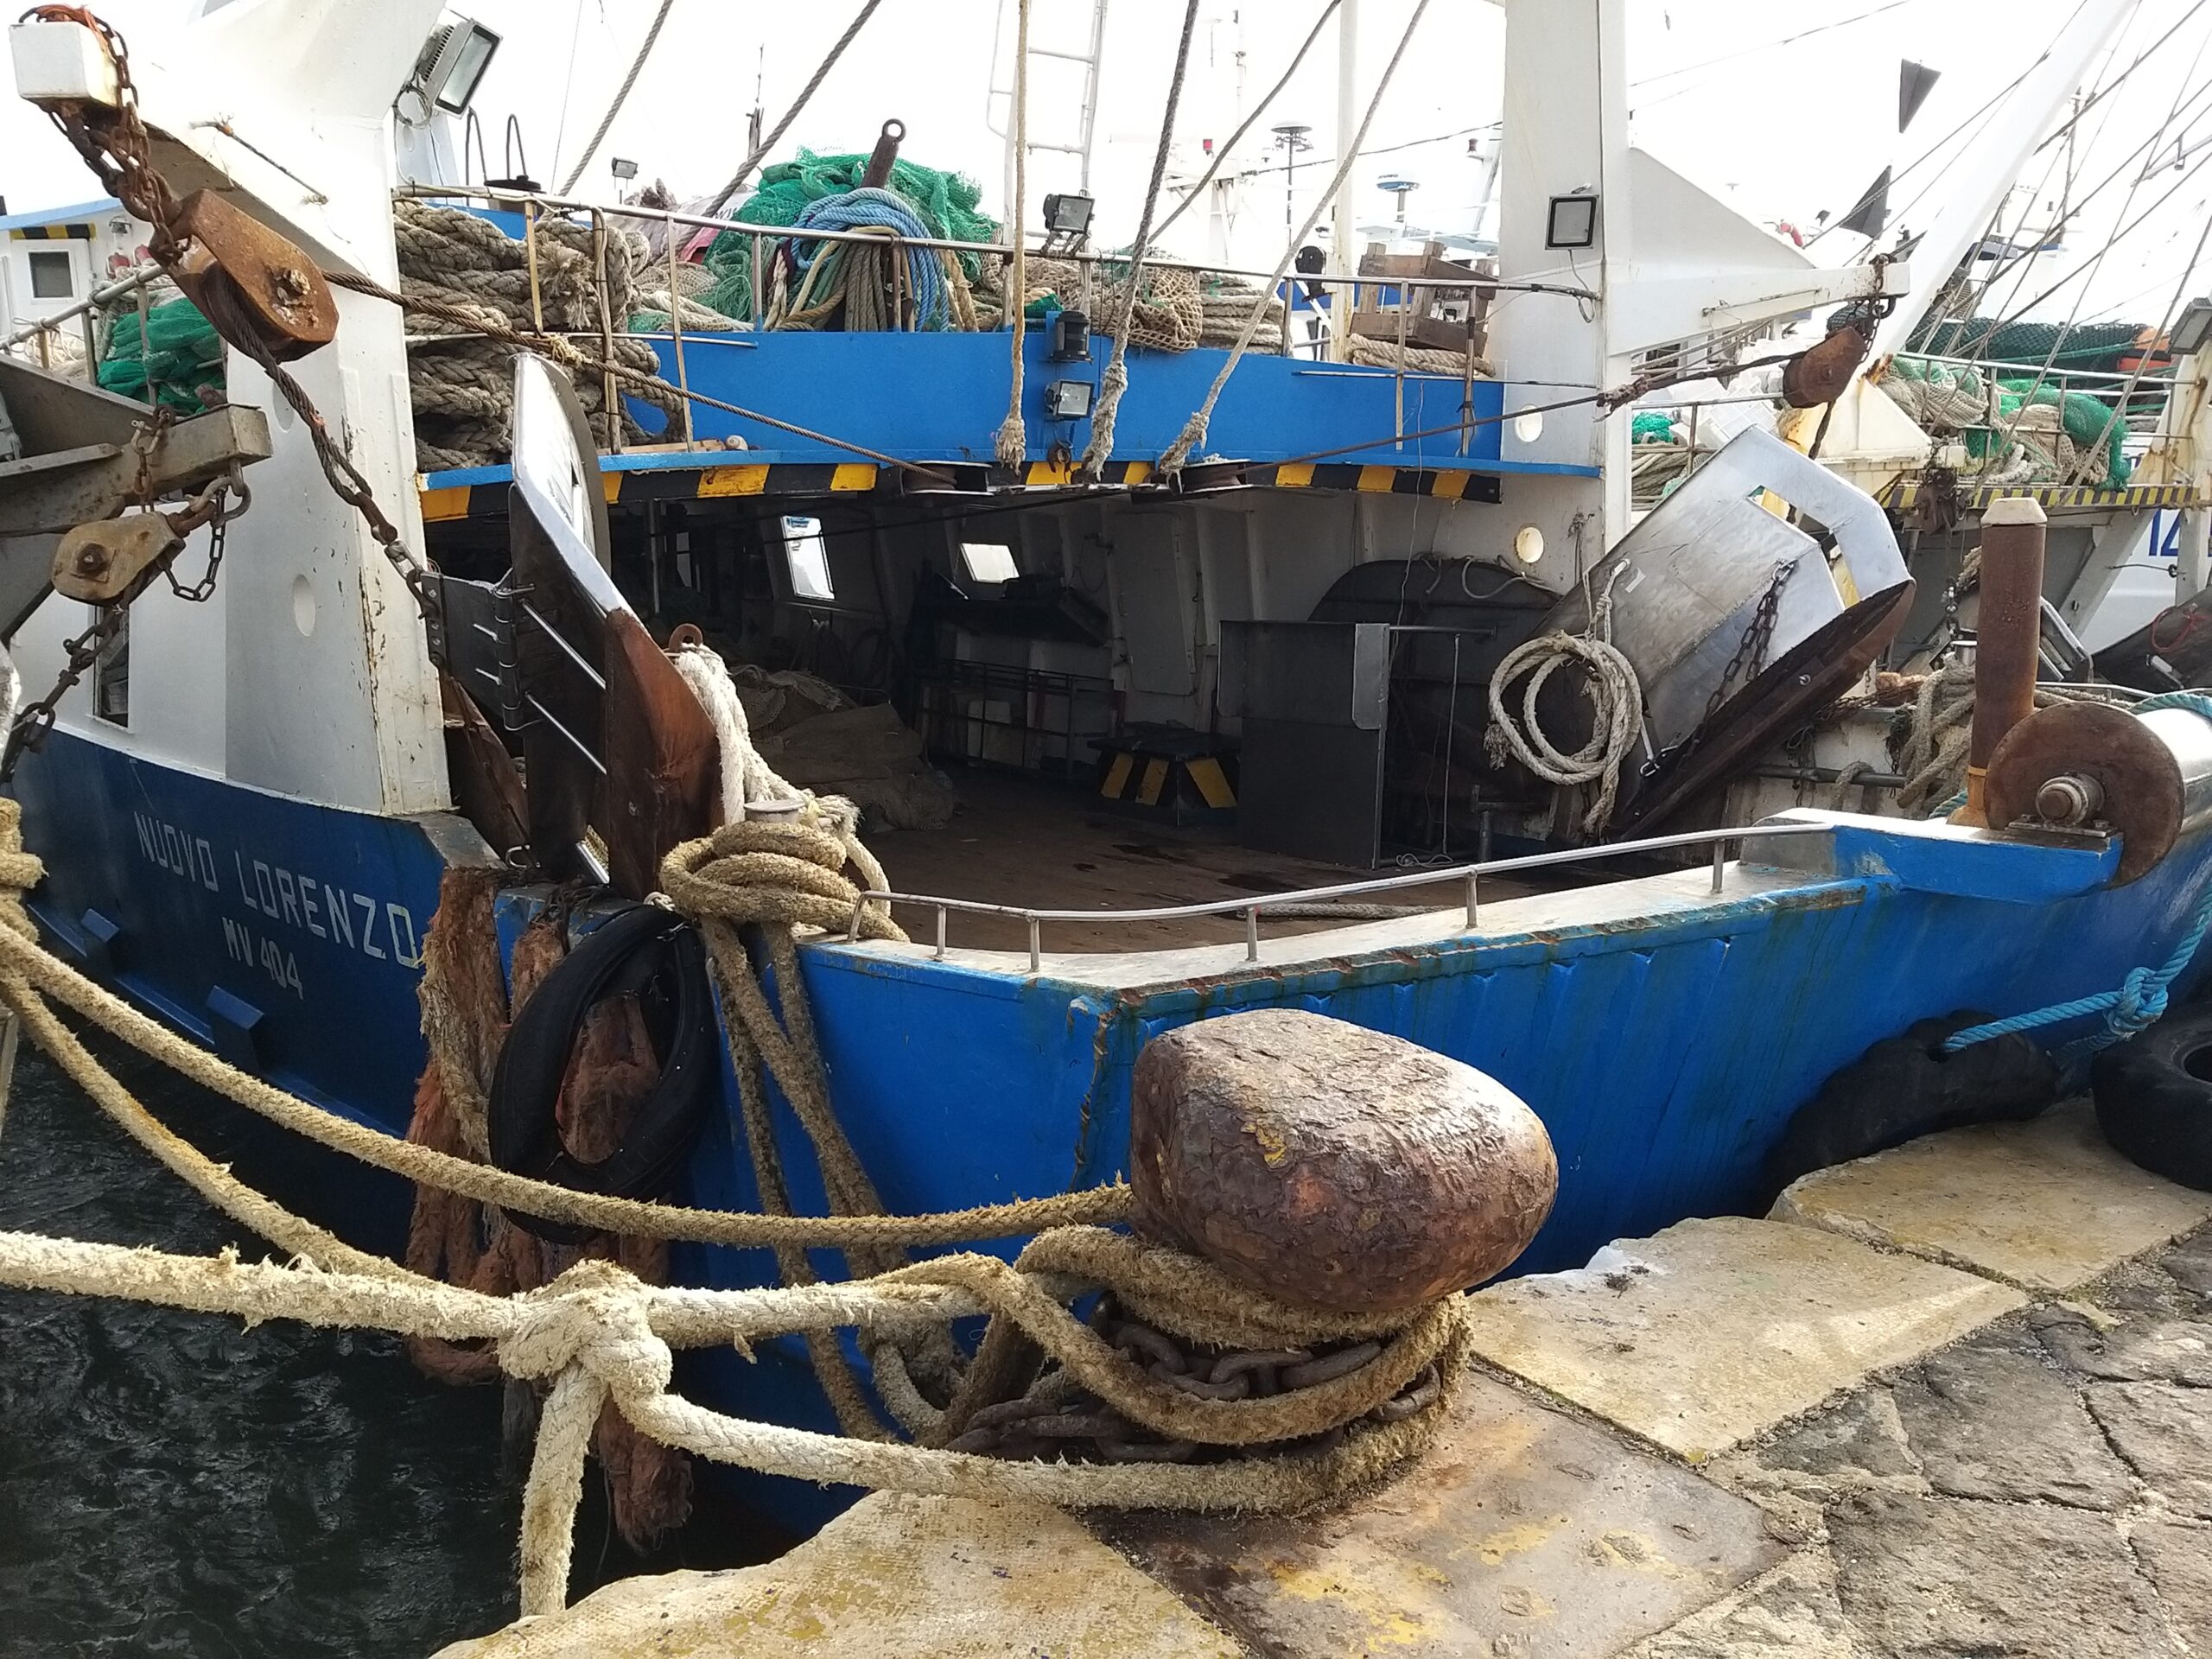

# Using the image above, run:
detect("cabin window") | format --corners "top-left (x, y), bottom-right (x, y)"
top-left (780, 516), bottom-right (834, 601)
top-left (960, 541), bottom-right (1020, 584)
top-left (27, 250), bottom-right (73, 300)
top-left (92, 605), bottom-right (128, 727)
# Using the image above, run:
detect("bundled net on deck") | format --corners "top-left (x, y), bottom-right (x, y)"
top-left (97, 295), bottom-right (223, 413)
top-left (696, 149), bottom-right (1000, 327)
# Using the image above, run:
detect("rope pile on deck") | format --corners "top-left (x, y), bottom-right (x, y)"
top-left (395, 200), bottom-right (688, 471)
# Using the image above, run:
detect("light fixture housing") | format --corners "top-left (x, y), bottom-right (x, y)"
top-left (1546, 191), bottom-right (1598, 251)
top-left (610, 157), bottom-right (639, 181)
top-left (2171, 296), bottom-right (2212, 357)
top-left (1048, 308), bottom-right (1091, 362)
top-left (1043, 192), bottom-right (1095, 238)
top-left (1045, 378), bottom-right (1095, 421)
top-left (414, 17), bottom-right (501, 116)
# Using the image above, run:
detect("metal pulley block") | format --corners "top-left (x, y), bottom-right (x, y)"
top-left (166, 190), bottom-right (339, 362)
top-left (51, 512), bottom-right (183, 603)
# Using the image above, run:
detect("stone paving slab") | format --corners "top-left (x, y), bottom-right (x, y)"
top-left (1826, 1491), bottom-right (2182, 1658)
top-left (1889, 1332), bottom-right (2133, 1510)
top-left (1103, 1370), bottom-right (1784, 1659)
top-left (431, 1492), bottom-right (1239, 1659)
top-left (1457, 1217), bottom-right (2024, 1461)
top-left (1772, 1101), bottom-right (2212, 1294)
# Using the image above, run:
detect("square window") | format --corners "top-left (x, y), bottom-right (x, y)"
top-left (27, 249), bottom-right (73, 300)
top-left (960, 541), bottom-right (1020, 583)
top-left (782, 516), bottom-right (834, 601)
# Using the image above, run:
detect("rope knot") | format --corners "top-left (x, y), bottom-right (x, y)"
top-left (503, 1260), bottom-right (671, 1398)
top-left (2110, 965), bottom-right (2168, 1037)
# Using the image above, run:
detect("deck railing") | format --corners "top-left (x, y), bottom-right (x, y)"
top-left (853, 820), bottom-right (1839, 971)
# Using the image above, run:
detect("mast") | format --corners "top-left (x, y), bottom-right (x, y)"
top-left (1325, 0), bottom-right (1357, 362)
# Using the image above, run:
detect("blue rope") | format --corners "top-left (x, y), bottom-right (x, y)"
top-left (787, 188), bottom-right (950, 329)
top-left (1942, 688), bottom-right (2212, 1063)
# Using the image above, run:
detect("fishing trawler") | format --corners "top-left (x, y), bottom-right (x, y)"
top-left (4, 0), bottom-right (2212, 1538)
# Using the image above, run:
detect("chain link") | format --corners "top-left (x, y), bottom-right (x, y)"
top-left (1700, 556), bottom-right (1798, 728)
top-left (22, 6), bottom-right (444, 641)
top-left (3, 608), bottom-right (122, 778)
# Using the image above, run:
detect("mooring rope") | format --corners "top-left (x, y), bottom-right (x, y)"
top-left (0, 801), bottom-right (1464, 1620)
top-left (1940, 690), bottom-right (2212, 1069)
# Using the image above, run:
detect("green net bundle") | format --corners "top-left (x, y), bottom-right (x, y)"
top-left (99, 297), bottom-right (223, 413)
top-left (694, 149), bottom-right (998, 325)
top-left (1993, 377), bottom-right (2131, 490)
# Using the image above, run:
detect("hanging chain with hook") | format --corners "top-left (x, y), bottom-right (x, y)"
top-left (22, 5), bottom-right (446, 648)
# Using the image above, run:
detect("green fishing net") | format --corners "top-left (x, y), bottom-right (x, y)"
top-left (694, 149), bottom-right (999, 324)
top-left (99, 297), bottom-right (223, 413)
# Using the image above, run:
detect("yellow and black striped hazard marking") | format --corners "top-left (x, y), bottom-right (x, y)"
top-left (1885, 480), bottom-right (2205, 512)
top-left (417, 454), bottom-right (1500, 520)
top-left (1097, 742), bottom-right (1237, 822)
top-left (7, 222), bottom-right (93, 240)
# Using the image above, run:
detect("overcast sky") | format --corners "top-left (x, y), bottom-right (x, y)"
top-left (5, 0), bottom-right (2208, 327)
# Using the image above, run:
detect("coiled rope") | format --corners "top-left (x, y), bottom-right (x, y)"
top-left (766, 188), bottom-right (969, 334)
top-left (1942, 690), bottom-right (2212, 1069)
top-left (1484, 569), bottom-right (1643, 837)
top-left (1891, 660), bottom-right (2147, 816)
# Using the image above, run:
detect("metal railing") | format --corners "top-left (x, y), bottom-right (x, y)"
top-left (855, 820), bottom-right (1837, 972)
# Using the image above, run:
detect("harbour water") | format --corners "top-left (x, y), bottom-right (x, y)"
top-left (0, 1045), bottom-right (517, 1657)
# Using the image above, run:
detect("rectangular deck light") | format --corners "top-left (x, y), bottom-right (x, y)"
top-left (1546, 191), bottom-right (1598, 251)
top-left (2172, 297), bottom-right (2212, 357)
top-left (1043, 193), bottom-right (1094, 238)
top-left (1045, 378), bottom-right (1095, 420)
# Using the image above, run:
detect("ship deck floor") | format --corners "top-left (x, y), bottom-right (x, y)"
top-left (871, 766), bottom-right (1553, 956)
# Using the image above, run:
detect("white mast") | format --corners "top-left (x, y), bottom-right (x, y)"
top-left (1326, 0), bottom-right (1358, 362)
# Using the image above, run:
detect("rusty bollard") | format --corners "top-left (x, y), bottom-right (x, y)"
top-left (1129, 1010), bottom-right (1558, 1314)
top-left (1954, 496), bottom-right (2049, 828)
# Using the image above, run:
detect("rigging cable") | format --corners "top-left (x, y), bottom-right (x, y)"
top-left (1078, 0), bottom-right (1205, 476)
top-left (995, 0), bottom-right (1031, 470)
top-left (703, 0), bottom-right (888, 217)
top-left (1151, 1), bottom-right (1341, 242)
top-left (1944, 1), bottom-right (2150, 334)
top-left (1958, 65), bottom-right (2212, 344)
top-left (547, 0), bottom-right (590, 190)
top-left (1991, 8), bottom-right (2212, 464)
top-left (558, 0), bottom-right (677, 194)
top-left (1158, 0), bottom-right (1435, 474)
top-left (1801, 9), bottom-right (2088, 255)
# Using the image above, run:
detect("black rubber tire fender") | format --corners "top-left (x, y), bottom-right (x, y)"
top-left (488, 904), bottom-right (717, 1243)
top-left (1761, 1011), bottom-right (2058, 1204)
top-left (2091, 1007), bottom-right (2212, 1192)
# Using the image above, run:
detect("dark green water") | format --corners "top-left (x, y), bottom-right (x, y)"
top-left (0, 1044), bottom-right (520, 1657)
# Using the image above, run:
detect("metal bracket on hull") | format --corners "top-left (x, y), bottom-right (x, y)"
top-left (0, 354), bottom-right (270, 639)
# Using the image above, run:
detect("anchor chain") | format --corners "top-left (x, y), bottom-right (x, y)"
top-left (945, 1297), bottom-right (1444, 1466)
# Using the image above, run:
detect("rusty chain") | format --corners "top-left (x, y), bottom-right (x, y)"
top-left (22, 6), bottom-right (446, 641)
top-left (944, 1297), bottom-right (1443, 1466)
top-left (20, 6), bottom-right (181, 264)
top-left (4, 609), bottom-right (120, 777)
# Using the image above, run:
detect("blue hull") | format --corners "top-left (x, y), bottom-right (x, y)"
top-left (16, 730), bottom-right (2212, 1532)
